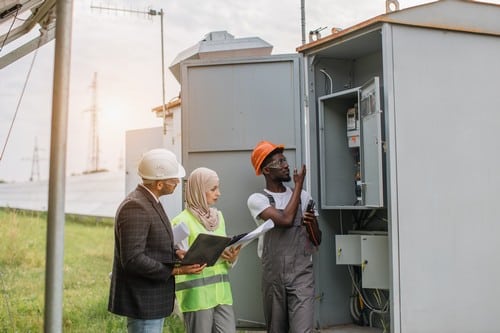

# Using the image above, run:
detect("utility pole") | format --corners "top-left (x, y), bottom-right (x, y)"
top-left (159, 8), bottom-right (167, 135)
top-left (301, 0), bottom-right (306, 45)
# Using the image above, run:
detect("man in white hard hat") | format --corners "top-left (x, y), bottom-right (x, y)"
top-left (108, 148), bottom-right (206, 333)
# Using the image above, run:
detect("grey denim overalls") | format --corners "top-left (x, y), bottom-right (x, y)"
top-left (261, 192), bottom-right (315, 333)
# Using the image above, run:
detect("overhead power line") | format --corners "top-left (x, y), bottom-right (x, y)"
top-left (0, 36), bottom-right (41, 163)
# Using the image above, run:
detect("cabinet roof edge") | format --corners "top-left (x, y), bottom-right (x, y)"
top-left (297, 0), bottom-right (500, 53)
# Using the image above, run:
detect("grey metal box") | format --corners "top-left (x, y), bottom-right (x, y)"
top-left (361, 235), bottom-right (389, 290)
top-left (336, 234), bottom-right (389, 290)
top-left (335, 234), bottom-right (362, 265)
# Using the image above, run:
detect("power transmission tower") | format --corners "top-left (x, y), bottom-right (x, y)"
top-left (22, 137), bottom-right (43, 182)
top-left (30, 137), bottom-right (40, 182)
top-left (84, 72), bottom-right (100, 173)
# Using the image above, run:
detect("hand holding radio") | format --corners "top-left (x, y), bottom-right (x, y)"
top-left (303, 199), bottom-right (322, 247)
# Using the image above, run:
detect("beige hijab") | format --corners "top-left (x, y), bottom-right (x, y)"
top-left (185, 167), bottom-right (220, 231)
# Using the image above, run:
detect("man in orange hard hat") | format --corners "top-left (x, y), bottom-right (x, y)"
top-left (247, 140), bottom-right (318, 333)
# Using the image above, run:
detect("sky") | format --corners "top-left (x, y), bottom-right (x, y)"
top-left (1, 0), bottom-right (497, 182)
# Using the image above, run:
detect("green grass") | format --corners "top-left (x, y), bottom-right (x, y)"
top-left (0, 208), bottom-right (184, 332)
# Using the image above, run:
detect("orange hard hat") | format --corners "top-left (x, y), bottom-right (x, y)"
top-left (251, 140), bottom-right (285, 176)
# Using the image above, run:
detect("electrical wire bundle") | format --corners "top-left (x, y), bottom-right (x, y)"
top-left (348, 265), bottom-right (389, 332)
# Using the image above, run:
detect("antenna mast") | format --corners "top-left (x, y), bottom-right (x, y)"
top-left (90, 4), bottom-right (168, 134)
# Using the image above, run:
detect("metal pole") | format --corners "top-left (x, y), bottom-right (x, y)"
top-left (301, 0), bottom-right (306, 45)
top-left (44, 0), bottom-right (73, 331)
top-left (160, 8), bottom-right (167, 134)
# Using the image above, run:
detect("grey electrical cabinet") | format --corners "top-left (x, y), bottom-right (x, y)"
top-left (298, 1), bottom-right (500, 332)
top-left (173, 1), bottom-right (500, 332)
top-left (318, 77), bottom-right (383, 209)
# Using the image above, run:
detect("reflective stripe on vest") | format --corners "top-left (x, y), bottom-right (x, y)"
top-left (176, 273), bottom-right (230, 291)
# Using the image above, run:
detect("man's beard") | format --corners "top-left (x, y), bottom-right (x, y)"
top-left (281, 174), bottom-right (291, 182)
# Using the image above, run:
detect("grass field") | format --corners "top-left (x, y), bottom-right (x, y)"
top-left (0, 208), bottom-right (184, 332)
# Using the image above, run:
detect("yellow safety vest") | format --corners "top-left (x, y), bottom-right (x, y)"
top-left (172, 209), bottom-right (233, 312)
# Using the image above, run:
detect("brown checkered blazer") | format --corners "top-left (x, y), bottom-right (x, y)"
top-left (108, 185), bottom-right (176, 319)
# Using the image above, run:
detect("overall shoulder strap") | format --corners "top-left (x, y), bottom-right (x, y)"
top-left (261, 191), bottom-right (275, 207)
top-left (262, 189), bottom-right (302, 207)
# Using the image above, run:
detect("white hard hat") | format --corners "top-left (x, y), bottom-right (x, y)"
top-left (138, 148), bottom-right (186, 180)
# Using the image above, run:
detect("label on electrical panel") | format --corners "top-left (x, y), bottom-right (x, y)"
top-left (348, 135), bottom-right (360, 148)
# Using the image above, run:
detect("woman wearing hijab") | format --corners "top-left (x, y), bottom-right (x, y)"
top-left (171, 167), bottom-right (241, 333)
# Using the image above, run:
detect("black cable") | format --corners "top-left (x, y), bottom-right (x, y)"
top-left (0, 5), bottom-right (20, 53)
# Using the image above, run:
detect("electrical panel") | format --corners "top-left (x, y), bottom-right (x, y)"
top-left (335, 233), bottom-right (389, 290)
top-left (318, 77), bottom-right (384, 209)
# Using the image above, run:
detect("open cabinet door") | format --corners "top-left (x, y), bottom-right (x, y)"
top-left (360, 77), bottom-right (384, 207)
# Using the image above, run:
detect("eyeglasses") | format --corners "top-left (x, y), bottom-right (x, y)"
top-left (265, 158), bottom-right (288, 169)
top-left (159, 179), bottom-right (179, 186)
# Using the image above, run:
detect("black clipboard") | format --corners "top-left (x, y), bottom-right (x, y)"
top-left (180, 233), bottom-right (232, 266)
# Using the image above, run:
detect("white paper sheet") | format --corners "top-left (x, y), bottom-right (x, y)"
top-left (230, 219), bottom-right (274, 247)
top-left (172, 221), bottom-right (190, 246)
